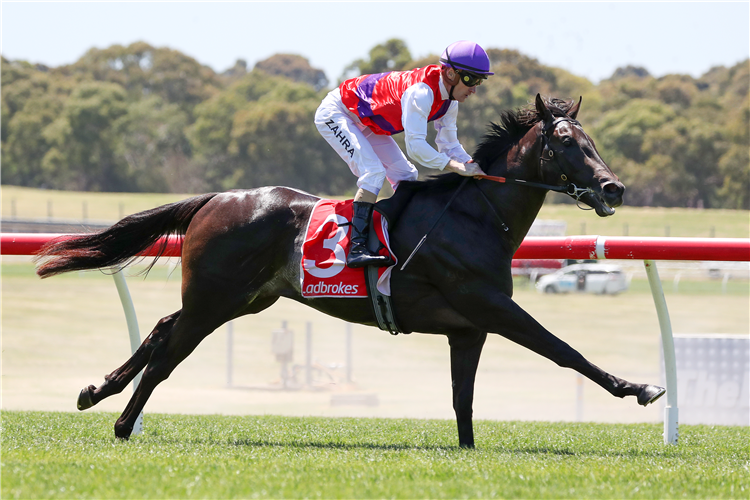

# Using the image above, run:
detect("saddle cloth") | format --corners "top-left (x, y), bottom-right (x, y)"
top-left (300, 199), bottom-right (397, 298)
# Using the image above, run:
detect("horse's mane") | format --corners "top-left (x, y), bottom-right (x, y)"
top-left (472, 97), bottom-right (576, 168)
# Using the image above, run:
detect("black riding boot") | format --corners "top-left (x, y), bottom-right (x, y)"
top-left (347, 201), bottom-right (394, 268)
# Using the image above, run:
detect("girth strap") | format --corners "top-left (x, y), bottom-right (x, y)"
top-left (364, 208), bottom-right (405, 335)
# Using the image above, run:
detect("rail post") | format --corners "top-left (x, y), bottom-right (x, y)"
top-left (111, 270), bottom-right (144, 436)
top-left (644, 260), bottom-right (679, 445)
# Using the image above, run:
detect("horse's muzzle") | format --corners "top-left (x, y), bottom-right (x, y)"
top-left (601, 181), bottom-right (625, 209)
top-left (582, 180), bottom-right (625, 217)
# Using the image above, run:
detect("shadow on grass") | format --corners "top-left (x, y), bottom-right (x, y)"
top-left (226, 438), bottom-right (462, 452)
top-left (140, 435), bottom-right (672, 458)
top-left (232, 439), bottom-right (677, 459)
top-left (495, 446), bottom-right (674, 458)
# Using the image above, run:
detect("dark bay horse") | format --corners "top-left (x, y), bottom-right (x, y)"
top-left (35, 94), bottom-right (665, 447)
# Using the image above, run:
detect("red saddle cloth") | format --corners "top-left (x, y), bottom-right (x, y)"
top-left (300, 199), bottom-right (396, 298)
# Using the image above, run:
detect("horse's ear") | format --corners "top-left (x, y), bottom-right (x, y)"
top-left (535, 93), bottom-right (554, 124)
top-left (568, 96), bottom-right (583, 120)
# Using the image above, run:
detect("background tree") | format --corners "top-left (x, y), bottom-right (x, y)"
top-left (41, 81), bottom-right (129, 191)
top-left (60, 42), bottom-right (221, 118)
top-left (188, 69), bottom-right (345, 194)
top-left (255, 54), bottom-right (328, 91)
top-left (113, 96), bottom-right (192, 193)
top-left (221, 59), bottom-right (248, 84)
top-left (1, 58), bottom-right (73, 186)
top-left (3, 95), bottom-right (63, 187)
top-left (716, 96), bottom-right (750, 209)
top-left (1, 40), bottom-right (747, 209)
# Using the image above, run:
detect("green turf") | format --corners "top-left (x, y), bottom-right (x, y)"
top-left (2, 411), bottom-right (748, 499)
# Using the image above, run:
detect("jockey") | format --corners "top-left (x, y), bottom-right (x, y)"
top-left (314, 40), bottom-right (494, 268)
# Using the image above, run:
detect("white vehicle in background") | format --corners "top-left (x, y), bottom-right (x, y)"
top-left (536, 264), bottom-right (629, 295)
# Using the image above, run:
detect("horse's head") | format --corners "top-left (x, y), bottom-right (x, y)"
top-left (534, 94), bottom-right (624, 217)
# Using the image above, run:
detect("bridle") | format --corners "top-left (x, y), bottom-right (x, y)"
top-left (477, 116), bottom-right (598, 208)
top-left (540, 117), bottom-right (597, 206)
top-left (401, 116), bottom-right (600, 271)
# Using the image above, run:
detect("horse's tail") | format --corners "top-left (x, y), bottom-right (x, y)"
top-left (34, 193), bottom-right (219, 279)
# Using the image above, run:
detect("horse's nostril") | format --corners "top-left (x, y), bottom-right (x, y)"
top-left (603, 182), bottom-right (623, 196)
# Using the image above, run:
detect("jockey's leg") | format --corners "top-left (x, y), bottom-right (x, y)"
top-left (314, 88), bottom-right (387, 196)
top-left (347, 131), bottom-right (411, 267)
top-left (354, 188), bottom-right (377, 203)
top-left (315, 90), bottom-right (394, 268)
top-left (365, 132), bottom-right (419, 192)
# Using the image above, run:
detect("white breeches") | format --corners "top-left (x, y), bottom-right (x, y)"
top-left (314, 89), bottom-right (418, 196)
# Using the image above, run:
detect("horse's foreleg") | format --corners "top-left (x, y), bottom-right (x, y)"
top-left (462, 292), bottom-right (663, 405)
top-left (448, 331), bottom-right (487, 448)
top-left (77, 311), bottom-right (181, 411)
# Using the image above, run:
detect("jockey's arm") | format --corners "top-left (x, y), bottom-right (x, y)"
top-left (402, 84), bottom-right (462, 169)
top-left (401, 84), bottom-right (483, 176)
top-left (433, 102), bottom-right (472, 163)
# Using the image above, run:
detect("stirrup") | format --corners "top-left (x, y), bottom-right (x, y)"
top-left (346, 245), bottom-right (394, 268)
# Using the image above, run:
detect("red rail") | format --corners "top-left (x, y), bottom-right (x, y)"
top-left (2, 233), bottom-right (749, 261)
top-left (512, 236), bottom-right (750, 261)
top-left (1, 233), bottom-right (183, 257)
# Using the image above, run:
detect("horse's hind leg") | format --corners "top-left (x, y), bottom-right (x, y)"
top-left (113, 296), bottom-right (279, 439)
top-left (77, 311), bottom-right (180, 411)
top-left (112, 311), bottom-right (215, 439)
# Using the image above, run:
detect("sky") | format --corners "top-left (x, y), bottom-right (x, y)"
top-left (1, 1), bottom-right (749, 84)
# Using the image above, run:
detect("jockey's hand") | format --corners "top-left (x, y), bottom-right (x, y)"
top-left (445, 159), bottom-right (486, 177)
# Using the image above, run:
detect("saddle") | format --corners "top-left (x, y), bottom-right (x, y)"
top-left (300, 199), bottom-right (405, 334)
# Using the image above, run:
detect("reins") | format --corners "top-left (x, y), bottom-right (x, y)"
top-left (474, 174), bottom-right (567, 193)
top-left (475, 173), bottom-right (596, 206)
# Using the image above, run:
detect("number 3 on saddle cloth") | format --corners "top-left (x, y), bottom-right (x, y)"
top-left (300, 199), bottom-right (396, 299)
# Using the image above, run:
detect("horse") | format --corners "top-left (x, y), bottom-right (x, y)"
top-left (34, 94), bottom-right (665, 448)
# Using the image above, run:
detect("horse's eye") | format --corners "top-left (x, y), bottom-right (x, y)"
top-left (562, 137), bottom-right (573, 146)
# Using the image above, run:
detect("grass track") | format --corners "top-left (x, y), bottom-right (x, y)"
top-left (2, 411), bottom-right (748, 499)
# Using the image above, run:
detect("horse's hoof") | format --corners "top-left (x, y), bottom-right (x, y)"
top-left (638, 385), bottom-right (666, 406)
top-left (77, 385), bottom-right (96, 411)
top-left (114, 421), bottom-right (132, 440)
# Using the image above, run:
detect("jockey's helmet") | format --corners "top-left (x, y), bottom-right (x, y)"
top-left (440, 41), bottom-right (494, 77)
